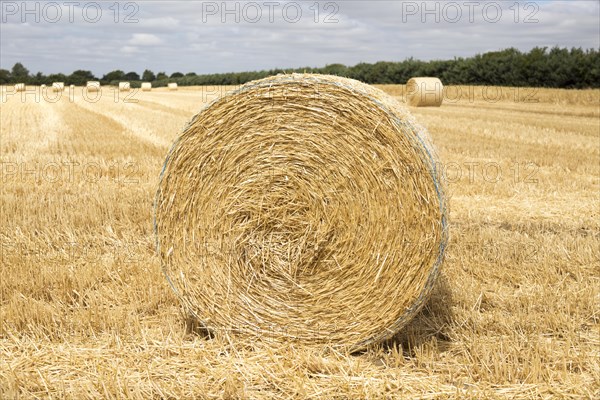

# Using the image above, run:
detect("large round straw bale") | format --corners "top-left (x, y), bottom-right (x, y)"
top-left (119, 82), bottom-right (130, 91)
top-left (406, 77), bottom-right (443, 107)
top-left (141, 82), bottom-right (152, 91)
top-left (86, 81), bottom-right (100, 92)
top-left (15, 83), bottom-right (25, 92)
top-left (154, 73), bottom-right (448, 350)
top-left (168, 82), bottom-right (178, 91)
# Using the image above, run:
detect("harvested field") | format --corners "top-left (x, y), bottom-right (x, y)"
top-left (1, 84), bottom-right (599, 399)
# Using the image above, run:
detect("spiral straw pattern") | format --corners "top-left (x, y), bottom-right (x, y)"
top-left (154, 74), bottom-right (448, 350)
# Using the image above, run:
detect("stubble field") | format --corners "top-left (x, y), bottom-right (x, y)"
top-left (1, 84), bottom-right (598, 399)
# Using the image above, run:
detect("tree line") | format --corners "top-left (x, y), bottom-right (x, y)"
top-left (1, 47), bottom-right (598, 89)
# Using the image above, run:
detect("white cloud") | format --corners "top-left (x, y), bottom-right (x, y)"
top-left (128, 33), bottom-right (164, 46)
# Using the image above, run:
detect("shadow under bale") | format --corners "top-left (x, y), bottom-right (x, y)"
top-left (383, 274), bottom-right (454, 356)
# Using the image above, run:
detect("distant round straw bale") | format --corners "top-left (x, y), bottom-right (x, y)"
top-left (406, 77), bottom-right (443, 107)
top-left (141, 82), bottom-right (152, 91)
top-left (52, 82), bottom-right (64, 92)
top-left (119, 82), bottom-right (130, 91)
top-left (168, 82), bottom-right (178, 91)
top-left (154, 73), bottom-right (448, 350)
top-left (86, 81), bottom-right (100, 92)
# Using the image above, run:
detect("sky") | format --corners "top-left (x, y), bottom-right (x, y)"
top-left (1, 0), bottom-right (599, 76)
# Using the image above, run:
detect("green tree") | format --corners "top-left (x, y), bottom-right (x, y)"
top-left (102, 69), bottom-right (125, 83)
top-left (523, 47), bottom-right (550, 87)
top-left (170, 72), bottom-right (184, 78)
top-left (156, 71), bottom-right (168, 80)
top-left (11, 62), bottom-right (29, 82)
top-left (0, 69), bottom-right (10, 84)
top-left (124, 71), bottom-right (140, 80)
top-left (47, 73), bottom-right (67, 83)
top-left (67, 70), bottom-right (96, 85)
top-left (142, 69), bottom-right (155, 81)
top-left (31, 72), bottom-right (47, 85)
top-left (322, 63), bottom-right (348, 76)
top-left (584, 48), bottom-right (600, 88)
